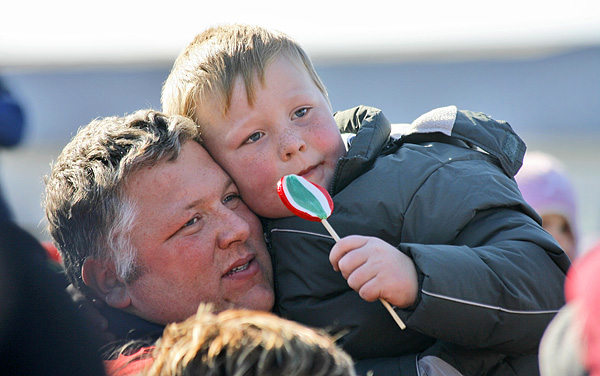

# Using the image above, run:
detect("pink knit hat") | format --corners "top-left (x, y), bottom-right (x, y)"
top-left (515, 151), bottom-right (578, 249)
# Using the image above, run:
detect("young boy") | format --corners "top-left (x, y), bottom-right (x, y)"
top-left (162, 24), bottom-right (570, 375)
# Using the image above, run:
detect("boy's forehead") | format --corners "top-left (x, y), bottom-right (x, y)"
top-left (194, 56), bottom-right (326, 135)
top-left (199, 55), bottom-right (309, 111)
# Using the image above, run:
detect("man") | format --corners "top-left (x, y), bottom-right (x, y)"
top-left (44, 110), bottom-right (274, 350)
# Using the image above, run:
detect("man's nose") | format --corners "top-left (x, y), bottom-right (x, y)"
top-left (279, 127), bottom-right (306, 161)
top-left (217, 208), bottom-right (251, 249)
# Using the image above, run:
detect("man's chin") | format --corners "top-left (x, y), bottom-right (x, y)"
top-left (239, 286), bottom-right (275, 312)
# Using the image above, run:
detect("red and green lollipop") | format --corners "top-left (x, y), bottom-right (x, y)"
top-left (277, 174), bottom-right (406, 330)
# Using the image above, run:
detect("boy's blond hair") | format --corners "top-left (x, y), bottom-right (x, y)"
top-left (145, 304), bottom-right (356, 376)
top-left (162, 24), bottom-right (330, 123)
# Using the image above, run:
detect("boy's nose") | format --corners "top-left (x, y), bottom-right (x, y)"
top-left (279, 128), bottom-right (306, 160)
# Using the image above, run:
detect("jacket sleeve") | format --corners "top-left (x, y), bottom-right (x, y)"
top-left (395, 153), bottom-right (569, 354)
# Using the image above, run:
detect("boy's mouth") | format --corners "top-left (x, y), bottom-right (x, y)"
top-left (297, 163), bottom-right (320, 178)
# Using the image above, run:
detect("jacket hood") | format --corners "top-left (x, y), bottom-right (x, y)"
top-left (400, 105), bottom-right (526, 177)
top-left (335, 105), bottom-right (526, 185)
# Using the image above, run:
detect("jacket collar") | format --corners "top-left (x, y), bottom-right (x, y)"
top-left (332, 106), bottom-right (391, 194)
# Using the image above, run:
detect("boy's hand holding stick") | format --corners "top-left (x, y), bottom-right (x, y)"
top-left (277, 174), bottom-right (406, 330)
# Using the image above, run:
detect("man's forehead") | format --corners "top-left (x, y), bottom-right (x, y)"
top-left (122, 141), bottom-right (220, 207)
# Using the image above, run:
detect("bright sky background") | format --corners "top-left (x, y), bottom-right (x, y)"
top-left (2, 0), bottom-right (600, 68)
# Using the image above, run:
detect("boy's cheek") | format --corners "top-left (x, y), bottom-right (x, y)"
top-left (242, 187), bottom-right (290, 219)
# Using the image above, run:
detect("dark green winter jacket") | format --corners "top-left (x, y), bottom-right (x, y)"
top-left (267, 106), bottom-right (570, 375)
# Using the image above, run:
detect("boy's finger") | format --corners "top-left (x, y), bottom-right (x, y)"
top-left (356, 276), bottom-right (382, 303)
top-left (329, 235), bottom-right (369, 270)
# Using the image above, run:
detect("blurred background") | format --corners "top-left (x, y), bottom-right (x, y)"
top-left (1, 0), bottom-right (599, 251)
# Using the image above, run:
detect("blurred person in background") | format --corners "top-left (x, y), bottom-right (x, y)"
top-left (516, 151), bottom-right (579, 261)
top-left (0, 78), bottom-right (26, 222)
top-left (107, 304), bottom-right (356, 376)
top-left (539, 241), bottom-right (600, 376)
top-left (0, 221), bottom-right (106, 375)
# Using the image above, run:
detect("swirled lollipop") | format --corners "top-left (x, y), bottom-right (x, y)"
top-left (277, 174), bottom-right (406, 330)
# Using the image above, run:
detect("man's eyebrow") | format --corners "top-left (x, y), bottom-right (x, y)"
top-left (181, 173), bottom-right (234, 211)
top-left (183, 199), bottom-right (203, 211)
top-left (177, 192), bottom-right (204, 212)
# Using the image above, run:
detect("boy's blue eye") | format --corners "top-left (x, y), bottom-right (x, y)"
top-left (294, 108), bottom-right (308, 118)
top-left (247, 132), bottom-right (263, 143)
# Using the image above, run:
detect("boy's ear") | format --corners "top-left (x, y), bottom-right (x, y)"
top-left (82, 258), bottom-right (131, 309)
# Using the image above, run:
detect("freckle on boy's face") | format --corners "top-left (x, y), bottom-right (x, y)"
top-left (197, 56), bottom-right (346, 219)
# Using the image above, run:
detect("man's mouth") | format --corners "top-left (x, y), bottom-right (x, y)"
top-left (226, 261), bottom-right (250, 276)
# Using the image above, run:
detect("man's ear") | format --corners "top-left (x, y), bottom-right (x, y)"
top-left (82, 258), bottom-right (131, 309)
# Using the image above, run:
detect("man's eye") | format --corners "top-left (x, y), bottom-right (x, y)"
top-left (293, 108), bottom-right (308, 119)
top-left (223, 194), bottom-right (242, 209)
top-left (246, 132), bottom-right (264, 143)
top-left (223, 194), bottom-right (241, 204)
top-left (183, 217), bottom-right (199, 228)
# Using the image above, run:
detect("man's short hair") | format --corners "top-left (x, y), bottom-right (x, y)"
top-left (44, 110), bottom-right (199, 293)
